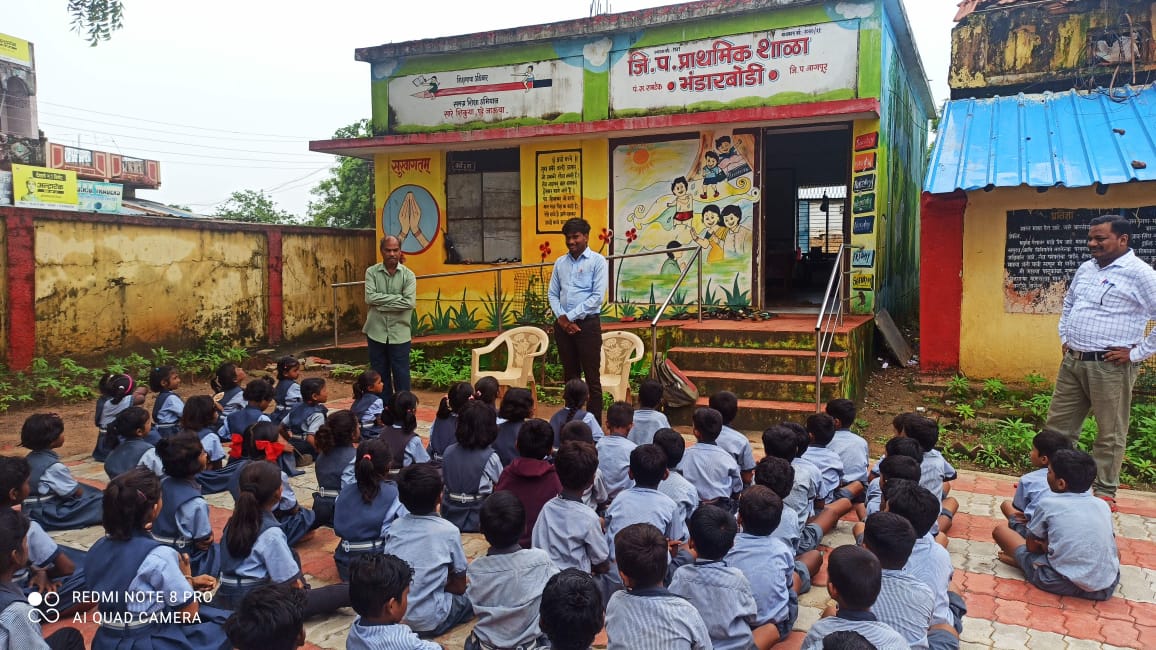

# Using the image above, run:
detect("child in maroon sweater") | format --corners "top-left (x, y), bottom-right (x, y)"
top-left (495, 419), bottom-right (562, 547)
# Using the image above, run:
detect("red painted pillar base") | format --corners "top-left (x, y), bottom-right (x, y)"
top-left (7, 210), bottom-right (36, 370)
top-left (267, 229), bottom-right (284, 345)
top-left (920, 191), bottom-right (967, 373)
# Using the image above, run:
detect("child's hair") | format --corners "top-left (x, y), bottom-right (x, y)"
top-left (561, 379), bottom-right (590, 420)
top-left (455, 400), bottom-right (499, 449)
top-left (559, 420), bottom-right (594, 444)
top-left (606, 401), bottom-right (634, 431)
top-left (554, 441), bottom-right (599, 491)
top-left (107, 406), bottom-right (150, 449)
top-left (354, 438), bottom-right (393, 504)
top-left (314, 410), bottom-right (359, 455)
top-left (226, 461), bottom-right (283, 558)
top-left (0, 508), bottom-right (30, 574)
top-left (707, 391), bottom-right (739, 425)
top-left (884, 436), bottom-right (924, 463)
top-left (892, 412), bottom-right (916, 434)
top-left (480, 491), bottom-right (525, 548)
top-left (148, 365), bottom-right (176, 392)
top-left (882, 480), bottom-right (938, 538)
top-left (233, 422), bottom-right (283, 462)
top-left (862, 512), bottom-right (917, 570)
top-left (539, 568), bottom-right (605, 650)
top-left (903, 416), bottom-right (940, 452)
top-left (638, 379), bottom-right (664, 409)
top-left (614, 523), bottom-right (668, 587)
top-left (349, 553), bottom-right (413, 620)
top-left (211, 362), bottom-right (242, 393)
top-left (827, 545), bottom-right (882, 610)
top-left (0, 456), bottom-right (31, 506)
top-left (753, 456), bottom-right (794, 500)
top-left (761, 425), bottom-right (798, 461)
top-left (181, 395), bottom-right (219, 431)
top-left (652, 428), bottom-right (685, 468)
top-left (517, 419), bottom-right (555, 459)
top-left (825, 398), bottom-right (857, 427)
top-left (224, 582), bottom-right (307, 650)
top-left (806, 413), bottom-right (837, 446)
top-left (103, 467), bottom-right (162, 540)
top-left (1033, 429), bottom-right (1072, 460)
top-left (474, 376), bottom-right (500, 406)
top-left (20, 413), bottom-right (65, 450)
top-left (300, 378), bottom-right (326, 403)
top-left (384, 390), bottom-right (418, 435)
top-left (396, 463), bottom-right (442, 515)
top-left (878, 455), bottom-right (921, 483)
top-left (671, 176), bottom-right (688, 191)
top-left (437, 382), bottom-right (474, 419)
top-left (822, 631), bottom-right (877, 650)
top-left (1049, 449), bottom-right (1096, 493)
top-left (353, 370), bottom-right (381, 400)
top-left (692, 407), bottom-right (723, 442)
top-left (628, 444), bottom-right (667, 488)
top-left (243, 377), bottom-right (275, 404)
top-left (275, 356), bottom-right (300, 380)
top-left (738, 485), bottom-right (784, 536)
top-left (98, 373), bottom-right (135, 404)
top-left (688, 504), bottom-right (737, 560)
top-left (781, 421), bottom-right (810, 457)
top-left (498, 387), bottom-right (534, 422)
top-left (156, 432), bottom-right (204, 478)
top-left (715, 135), bottom-right (732, 148)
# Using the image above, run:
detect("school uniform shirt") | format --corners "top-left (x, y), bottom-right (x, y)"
top-left (679, 441), bottom-right (742, 500)
top-left (279, 471), bottom-right (302, 512)
top-left (800, 609), bottom-right (908, 650)
top-left (1013, 467), bottom-right (1050, 520)
top-left (197, 427), bottom-right (227, 464)
top-left (383, 513), bottom-right (469, 633)
top-left (658, 470), bottom-right (700, 528)
top-left (872, 568), bottom-right (934, 650)
top-left (166, 495), bottom-right (213, 543)
top-left (467, 546), bottom-right (559, 648)
top-left (123, 546), bottom-right (202, 613)
top-left (919, 450), bottom-right (958, 501)
top-left (532, 494), bottom-right (609, 572)
top-left (25, 520), bottom-right (60, 568)
top-left (788, 457), bottom-right (821, 523)
top-left (137, 447), bottom-right (166, 477)
top-left (717, 425), bottom-right (757, 473)
top-left (865, 477), bottom-right (882, 516)
top-left (596, 435), bottom-right (637, 499)
top-left (219, 390), bottom-right (246, 419)
top-left (769, 503), bottom-right (802, 552)
top-left (35, 461), bottom-right (80, 498)
top-left (628, 409), bottom-right (671, 445)
top-left (800, 445), bottom-right (843, 500)
top-left (904, 533), bottom-right (955, 627)
top-left (725, 532), bottom-right (795, 626)
top-left (345, 618), bottom-right (441, 650)
top-left (0, 581), bottom-right (52, 650)
top-left (669, 559), bottom-right (759, 650)
top-left (1028, 491), bottom-right (1119, 592)
top-left (605, 587), bottom-right (713, 650)
top-left (228, 526), bottom-right (300, 583)
top-left (583, 469), bottom-right (609, 511)
top-left (153, 393), bottom-right (185, 428)
top-left (605, 487), bottom-right (687, 550)
top-left (827, 429), bottom-right (869, 484)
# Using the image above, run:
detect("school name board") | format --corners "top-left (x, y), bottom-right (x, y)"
top-left (536, 150), bottom-right (582, 233)
top-left (610, 21), bottom-right (859, 116)
top-left (1004, 206), bottom-right (1156, 314)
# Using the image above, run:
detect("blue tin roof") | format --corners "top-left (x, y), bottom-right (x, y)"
top-left (925, 85), bottom-right (1156, 194)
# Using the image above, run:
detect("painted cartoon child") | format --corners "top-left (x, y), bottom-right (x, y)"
top-left (715, 136), bottom-right (752, 179)
top-left (721, 205), bottom-right (752, 256)
top-left (661, 240), bottom-right (686, 276)
top-left (667, 176), bottom-right (694, 229)
top-left (692, 204), bottom-right (727, 264)
top-left (427, 76), bottom-right (440, 96)
top-left (699, 151), bottom-right (726, 199)
top-left (519, 65), bottom-right (535, 91)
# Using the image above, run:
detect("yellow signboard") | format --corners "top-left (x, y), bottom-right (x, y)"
top-left (12, 164), bottom-right (78, 210)
top-left (0, 32), bottom-right (32, 65)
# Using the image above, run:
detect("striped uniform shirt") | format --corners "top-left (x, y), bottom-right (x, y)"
top-left (871, 568), bottom-right (934, 650)
top-left (669, 560), bottom-right (758, 650)
top-left (345, 618), bottom-right (442, 649)
top-left (679, 442), bottom-right (742, 500)
top-left (827, 429), bottom-right (870, 484)
top-left (1012, 467), bottom-right (1050, 520)
top-left (658, 470), bottom-right (700, 529)
top-left (725, 533), bottom-right (795, 625)
top-left (0, 582), bottom-right (51, 650)
top-left (532, 494), bottom-right (609, 572)
top-left (904, 534), bottom-right (955, 627)
top-left (605, 587), bottom-right (713, 650)
top-left (717, 425), bottom-right (757, 472)
top-left (801, 610), bottom-right (908, 650)
top-left (597, 435), bottom-right (638, 499)
top-left (788, 457), bottom-right (822, 524)
top-left (1059, 250), bottom-right (1156, 362)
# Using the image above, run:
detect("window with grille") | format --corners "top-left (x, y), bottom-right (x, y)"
top-left (446, 149), bottom-right (521, 264)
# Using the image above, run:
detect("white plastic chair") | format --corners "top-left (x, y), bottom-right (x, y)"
top-left (470, 326), bottom-right (550, 393)
top-left (600, 330), bottom-right (645, 403)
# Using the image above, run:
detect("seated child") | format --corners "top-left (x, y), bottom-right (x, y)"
top-left (466, 492), bottom-right (559, 650)
top-left (271, 356), bottom-right (302, 424)
top-left (560, 421), bottom-right (609, 512)
top-left (223, 379), bottom-right (287, 474)
top-left (0, 508), bottom-right (86, 650)
top-left (153, 432), bottom-right (221, 578)
top-left (993, 449), bottom-right (1119, 601)
top-left (384, 464), bottom-right (473, 637)
top-left (549, 379), bottom-right (604, 446)
top-left (678, 408), bottom-right (742, 510)
top-left (708, 391), bottom-right (757, 487)
top-left (474, 376), bottom-right (500, 412)
top-left (853, 452), bottom-right (922, 544)
top-left (311, 410), bottom-right (360, 528)
top-left (762, 425), bottom-right (820, 536)
top-left (147, 365), bottom-right (185, 442)
top-left (21, 414), bottom-right (104, 531)
top-left (183, 396), bottom-right (227, 470)
top-left (628, 379), bottom-right (671, 445)
top-left (532, 441), bottom-right (611, 581)
top-left (800, 545), bottom-right (908, 650)
top-left (727, 485), bottom-right (801, 644)
top-left (440, 400), bottom-right (503, 533)
top-left (605, 445), bottom-right (687, 589)
top-left (903, 415), bottom-right (959, 534)
top-left (103, 407), bottom-right (162, 480)
top-left (212, 362), bottom-right (248, 424)
top-left (227, 422), bottom-right (317, 546)
top-left (345, 553), bottom-right (442, 650)
top-left (282, 377), bottom-right (328, 469)
top-left (350, 370), bottom-right (385, 439)
top-left (1000, 429), bottom-right (1071, 537)
top-left (861, 512), bottom-right (934, 649)
top-left (333, 438), bottom-right (405, 582)
top-left (801, 413), bottom-right (860, 503)
top-left (825, 399), bottom-right (870, 514)
top-left (597, 402), bottom-right (639, 501)
top-left (653, 428), bottom-right (699, 529)
top-left (93, 372), bottom-right (147, 462)
top-left (224, 582), bottom-right (307, 650)
top-left (381, 391), bottom-right (430, 475)
top-left (428, 382), bottom-right (473, 464)
top-left (495, 419), bottom-right (562, 547)
top-left (752, 457), bottom-right (823, 593)
top-left (495, 388), bottom-right (534, 466)
top-left (605, 523), bottom-right (712, 648)
top-left (539, 568), bottom-right (605, 650)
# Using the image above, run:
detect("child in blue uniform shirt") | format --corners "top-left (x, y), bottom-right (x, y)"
top-left (350, 370), bottom-right (385, 439)
top-left (902, 415), bottom-right (960, 535)
top-left (679, 408), bottom-right (742, 511)
top-left (752, 457), bottom-right (824, 592)
top-left (103, 407), bottom-right (159, 480)
top-left (826, 398), bottom-right (870, 515)
top-left (153, 432), bottom-right (221, 578)
top-left (212, 362), bottom-right (248, 425)
top-left (596, 401), bottom-right (638, 501)
top-left (346, 553), bottom-right (442, 650)
top-left (283, 378), bottom-right (328, 469)
top-left (21, 413), bottom-right (104, 531)
top-left (381, 390), bottom-right (430, 475)
top-left (223, 583), bottom-right (307, 650)
top-left (181, 396), bottom-right (244, 495)
top-left (147, 365), bottom-right (184, 442)
top-left (1000, 429), bottom-right (1071, 537)
top-left (0, 508), bottom-right (86, 650)
top-left (539, 569), bottom-right (604, 650)
top-left (549, 379), bottom-right (604, 447)
top-left (862, 512), bottom-right (935, 649)
top-left (800, 545), bottom-right (908, 650)
top-left (428, 382), bottom-right (473, 464)
top-left (727, 486), bottom-right (799, 643)
top-left (800, 413), bottom-right (848, 502)
top-left (333, 438), bottom-right (406, 582)
top-left (440, 400), bottom-right (503, 532)
top-left (708, 391), bottom-right (757, 487)
top-left (532, 441), bottom-right (611, 582)
top-left (495, 388), bottom-right (534, 466)
top-left (604, 444), bottom-right (686, 591)
top-left (228, 422), bottom-right (317, 546)
top-left (93, 372), bottom-right (147, 461)
top-left (762, 425), bottom-right (821, 543)
top-left (628, 379), bottom-right (670, 445)
top-left (312, 410), bottom-right (360, 528)
top-left (271, 356), bottom-right (302, 424)
top-left (653, 428), bottom-right (699, 530)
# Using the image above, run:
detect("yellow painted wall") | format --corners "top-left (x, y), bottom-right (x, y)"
top-left (281, 230), bottom-right (376, 341)
top-left (960, 183), bottom-right (1156, 379)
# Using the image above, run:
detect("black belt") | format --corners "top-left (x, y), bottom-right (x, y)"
top-left (1067, 349), bottom-right (1111, 361)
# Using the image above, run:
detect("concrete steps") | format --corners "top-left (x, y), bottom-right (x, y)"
top-left (666, 346), bottom-right (847, 375)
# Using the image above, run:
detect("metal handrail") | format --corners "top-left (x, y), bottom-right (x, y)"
top-left (814, 244), bottom-right (848, 410)
top-left (650, 246), bottom-right (703, 377)
top-left (331, 245), bottom-right (705, 348)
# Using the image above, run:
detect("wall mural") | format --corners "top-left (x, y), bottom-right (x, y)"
top-left (611, 131), bottom-right (758, 315)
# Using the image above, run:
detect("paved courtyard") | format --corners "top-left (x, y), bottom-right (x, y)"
top-left (39, 401), bottom-right (1156, 649)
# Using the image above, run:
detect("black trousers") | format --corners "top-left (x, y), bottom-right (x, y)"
top-left (46, 628), bottom-right (85, 650)
top-left (554, 315), bottom-right (603, 425)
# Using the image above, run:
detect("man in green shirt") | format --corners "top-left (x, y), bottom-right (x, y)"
top-left (363, 235), bottom-right (417, 397)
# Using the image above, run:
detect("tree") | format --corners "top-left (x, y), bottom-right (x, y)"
top-left (307, 120), bottom-right (375, 229)
top-left (68, 0), bottom-right (125, 45)
top-left (212, 190), bottom-right (299, 224)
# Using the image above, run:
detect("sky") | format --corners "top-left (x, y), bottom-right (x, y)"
top-left (4, 0), bottom-right (957, 218)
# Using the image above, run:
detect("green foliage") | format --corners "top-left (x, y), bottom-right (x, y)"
top-left (328, 363), bottom-right (368, 381)
top-left (411, 310), bottom-right (432, 337)
top-left (721, 275), bottom-right (751, 309)
top-left (638, 284), bottom-right (660, 322)
top-left (308, 120), bottom-right (376, 228)
top-left (171, 331), bottom-right (247, 379)
top-left (427, 290), bottom-right (454, 332)
top-left (1024, 371), bottom-right (1050, 392)
top-left (702, 278), bottom-right (721, 307)
top-left (954, 403), bottom-right (976, 421)
top-left (974, 443), bottom-right (1011, 469)
top-left (1020, 392), bottom-right (1052, 419)
top-left (618, 300), bottom-right (638, 320)
top-left (450, 290), bottom-right (480, 333)
top-left (853, 417), bottom-right (870, 431)
top-left (982, 378), bottom-right (1007, 399)
top-left (480, 291), bottom-right (512, 331)
top-left (667, 287), bottom-right (690, 318)
top-left (412, 348), bottom-right (472, 388)
top-left (945, 375), bottom-right (970, 399)
top-left (68, 0), bottom-right (124, 45)
top-left (213, 189), bottom-right (300, 224)
top-left (511, 279), bottom-right (553, 326)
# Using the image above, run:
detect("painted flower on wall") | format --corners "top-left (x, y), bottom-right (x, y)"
top-left (539, 241), bottom-right (552, 262)
top-left (597, 227), bottom-right (613, 253)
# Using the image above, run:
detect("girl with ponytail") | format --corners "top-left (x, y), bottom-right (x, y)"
top-left (548, 379), bottom-right (604, 448)
top-left (93, 372), bottom-right (147, 461)
top-left (380, 390), bottom-right (429, 474)
top-left (332, 438), bottom-right (404, 581)
top-left (226, 422), bottom-right (317, 546)
top-left (310, 410), bottom-right (360, 528)
top-left (428, 381), bottom-right (473, 464)
top-left (350, 370), bottom-right (385, 438)
top-left (102, 406), bottom-right (162, 480)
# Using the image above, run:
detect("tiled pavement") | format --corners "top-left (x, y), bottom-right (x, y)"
top-left (38, 408), bottom-right (1156, 650)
